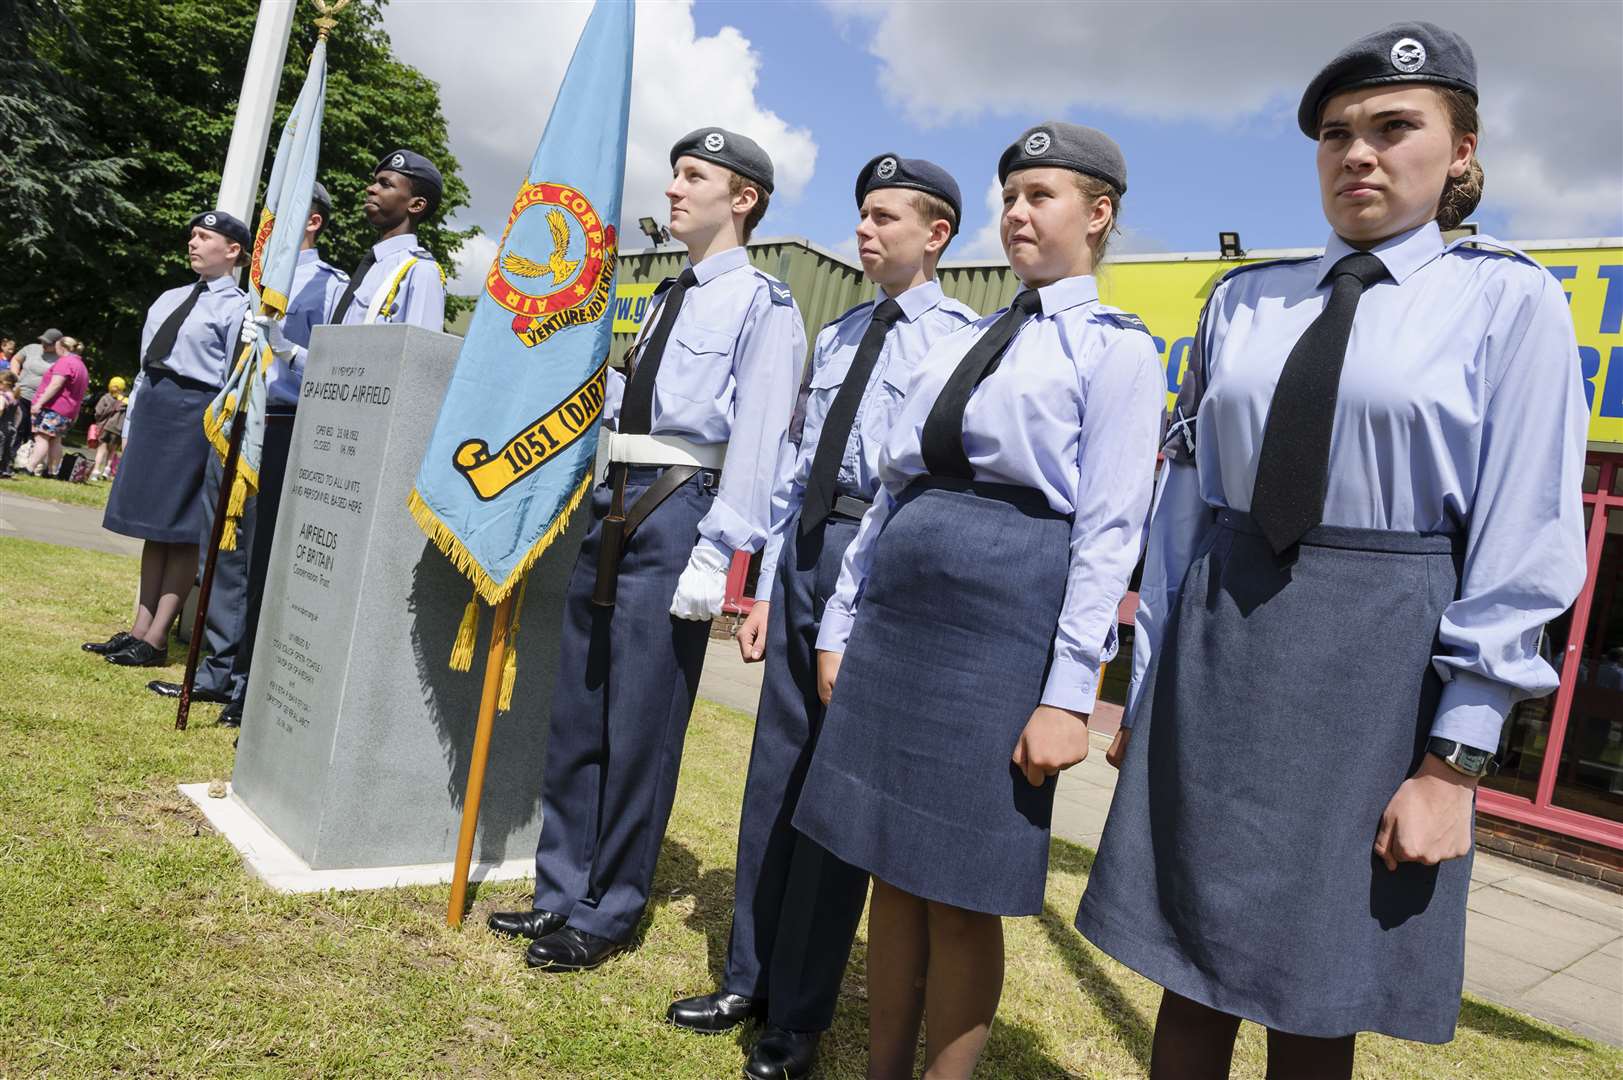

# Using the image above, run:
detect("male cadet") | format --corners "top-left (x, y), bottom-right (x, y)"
top-left (667, 155), bottom-right (976, 1080)
top-left (488, 128), bottom-right (805, 974)
top-left (333, 149), bottom-right (446, 329)
top-left (146, 184), bottom-right (349, 713)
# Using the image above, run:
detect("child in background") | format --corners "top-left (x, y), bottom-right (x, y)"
top-left (0, 370), bottom-right (20, 479)
top-left (91, 377), bottom-right (129, 481)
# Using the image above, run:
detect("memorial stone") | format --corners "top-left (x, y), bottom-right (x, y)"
top-left (230, 324), bottom-right (582, 872)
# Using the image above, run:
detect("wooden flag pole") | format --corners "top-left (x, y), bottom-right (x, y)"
top-left (447, 591), bottom-right (515, 927)
top-left (177, 402), bottom-right (248, 731)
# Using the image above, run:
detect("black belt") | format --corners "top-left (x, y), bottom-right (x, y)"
top-left (266, 406), bottom-right (297, 424)
top-left (830, 494), bottom-right (871, 521)
top-left (591, 463), bottom-right (720, 608)
top-left (146, 368), bottom-right (221, 395)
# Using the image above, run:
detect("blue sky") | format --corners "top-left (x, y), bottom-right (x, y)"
top-left (382, 0), bottom-right (1623, 286)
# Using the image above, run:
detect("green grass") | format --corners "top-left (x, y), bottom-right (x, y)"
top-left (2, 471), bottom-right (112, 508)
top-left (0, 534), bottom-right (1617, 1078)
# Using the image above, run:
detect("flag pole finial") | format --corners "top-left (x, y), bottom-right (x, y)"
top-left (313, 0), bottom-right (351, 41)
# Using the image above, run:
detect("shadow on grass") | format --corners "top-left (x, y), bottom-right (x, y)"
top-left (643, 836), bottom-right (738, 989)
top-left (1458, 995), bottom-right (1593, 1048)
top-left (1037, 902), bottom-right (1152, 1071)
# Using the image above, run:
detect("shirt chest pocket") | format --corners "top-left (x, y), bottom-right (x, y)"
top-left (660, 324), bottom-right (736, 407)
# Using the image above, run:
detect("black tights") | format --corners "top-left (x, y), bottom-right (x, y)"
top-left (1150, 990), bottom-right (1356, 1080)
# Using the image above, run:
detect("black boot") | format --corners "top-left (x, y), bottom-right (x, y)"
top-left (83, 631), bottom-right (135, 655)
top-left (745, 1026), bottom-right (820, 1080)
top-left (666, 989), bottom-right (764, 1033)
top-left (487, 909), bottom-right (566, 940)
top-left (524, 926), bottom-right (622, 972)
top-left (146, 680), bottom-right (230, 703)
top-left (106, 639), bottom-right (168, 667)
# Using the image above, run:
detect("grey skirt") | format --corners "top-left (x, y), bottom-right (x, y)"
top-left (793, 478), bottom-right (1071, 915)
top-left (103, 371), bottom-right (217, 544)
top-left (1075, 510), bottom-right (1469, 1043)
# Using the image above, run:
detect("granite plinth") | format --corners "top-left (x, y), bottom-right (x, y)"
top-left (230, 324), bottom-right (582, 872)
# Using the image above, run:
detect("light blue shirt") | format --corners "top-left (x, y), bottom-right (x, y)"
top-left (604, 245), bottom-right (807, 559)
top-left (817, 274), bottom-right (1166, 714)
top-left (754, 279), bottom-right (977, 599)
top-left (127, 274), bottom-right (250, 436)
top-left (1129, 221), bottom-right (1590, 752)
top-left (268, 248), bottom-right (348, 408)
top-left (338, 232), bottom-right (444, 330)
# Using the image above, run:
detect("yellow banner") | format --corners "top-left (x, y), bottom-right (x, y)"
top-left (1097, 246), bottom-right (1623, 446)
top-left (453, 364), bottom-right (608, 500)
top-left (611, 282), bottom-right (658, 334)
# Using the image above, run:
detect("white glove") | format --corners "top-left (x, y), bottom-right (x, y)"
top-left (242, 314), bottom-right (294, 359)
top-left (669, 543), bottom-right (731, 621)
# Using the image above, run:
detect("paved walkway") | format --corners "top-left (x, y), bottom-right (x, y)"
top-left (0, 490), bottom-right (139, 557)
top-left (697, 639), bottom-right (1623, 1047)
top-left (12, 503), bottom-right (1620, 1047)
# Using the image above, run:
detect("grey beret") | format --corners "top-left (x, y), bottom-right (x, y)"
top-left (670, 127), bottom-right (775, 194)
top-left (997, 121), bottom-right (1127, 194)
top-left (187, 209), bottom-right (251, 249)
top-left (1298, 21), bottom-right (1477, 137)
top-left (310, 180), bottom-right (332, 215)
top-left (375, 148), bottom-right (444, 200)
top-left (855, 153), bottom-right (963, 235)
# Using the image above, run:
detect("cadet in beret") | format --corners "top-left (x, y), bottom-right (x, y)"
top-left (488, 127), bottom-right (805, 975)
top-left (150, 183), bottom-right (352, 720)
top-left (1077, 22), bottom-right (1588, 1073)
top-left (665, 154), bottom-right (977, 1080)
top-left (90, 211), bottom-right (252, 668)
top-left (796, 122), bottom-right (1164, 1078)
top-left (326, 149), bottom-right (445, 330)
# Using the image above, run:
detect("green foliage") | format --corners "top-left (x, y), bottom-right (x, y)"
top-left (0, 0), bottom-right (471, 382)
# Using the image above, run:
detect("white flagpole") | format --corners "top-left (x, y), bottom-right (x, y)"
top-left (217, 0), bottom-right (297, 224)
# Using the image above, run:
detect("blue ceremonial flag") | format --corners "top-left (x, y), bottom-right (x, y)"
top-left (203, 34), bottom-right (329, 549)
top-left (410, 0), bottom-right (634, 605)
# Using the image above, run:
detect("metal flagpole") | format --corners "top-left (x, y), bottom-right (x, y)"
top-left (217, 0), bottom-right (297, 223)
top-left (447, 593), bottom-right (516, 927)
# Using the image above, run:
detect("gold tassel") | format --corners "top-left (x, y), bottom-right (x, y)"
top-left (220, 515), bottom-right (239, 551)
top-left (449, 591), bottom-right (479, 672)
top-left (226, 472), bottom-right (249, 519)
top-left (496, 575), bottom-right (529, 713)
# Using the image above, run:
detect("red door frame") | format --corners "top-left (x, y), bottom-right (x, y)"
top-left (1478, 451), bottom-right (1623, 850)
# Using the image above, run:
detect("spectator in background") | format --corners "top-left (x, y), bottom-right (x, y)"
top-left (10, 328), bottom-right (61, 464)
top-left (0, 338), bottom-right (15, 372)
top-left (24, 335), bottom-right (89, 477)
top-left (90, 376), bottom-right (130, 481)
top-left (0, 370), bottom-right (20, 479)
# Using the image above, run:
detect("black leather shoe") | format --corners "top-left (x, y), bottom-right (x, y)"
top-left (524, 926), bottom-right (622, 971)
top-left (487, 909), bottom-right (567, 939)
top-left (106, 640), bottom-right (168, 667)
top-left (745, 1026), bottom-right (820, 1080)
top-left (146, 680), bottom-right (231, 703)
top-left (666, 989), bottom-right (764, 1033)
top-left (83, 632), bottom-right (135, 655)
top-left (218, 702), bottom-right (243, 727)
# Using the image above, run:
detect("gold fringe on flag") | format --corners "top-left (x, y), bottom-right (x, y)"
top-left (219, 471), bottom-right (250, 551)
top-left (405, 468), bottom-right (592, 606)
top-left (449, 591), bottom-right (479, 672)
top-left (497, 574), bottom-right (529, 713)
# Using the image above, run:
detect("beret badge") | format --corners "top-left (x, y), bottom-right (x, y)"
top-left (704, 132), bottom-right (725, 152)
top-left (1390, 38), bottom-right (1426, 73)
top-left (1024, 131), bottom-right (1052, 156)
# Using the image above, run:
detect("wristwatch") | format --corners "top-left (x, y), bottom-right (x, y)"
top-left (1427, 737), bottom-right (1496, 778)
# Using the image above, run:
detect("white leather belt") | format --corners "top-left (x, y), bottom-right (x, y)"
top-left (596, 431), bottom-right (725, 480)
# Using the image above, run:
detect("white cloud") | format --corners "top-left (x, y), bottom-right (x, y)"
top-left (448, 233), bottom-right (499, 294)
top-left (958, 178), bottom-right (1003, 260)
top-left (827, 0), bottom-right (1623, 237)
top-left (382, 0), bottom-right (819, 283)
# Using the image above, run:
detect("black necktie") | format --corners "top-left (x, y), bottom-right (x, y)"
top-left (800, 298), bottom-right (904, 534)
top-left (620, 268), bottom-right (698, 436)
top-left (331, 249), bottom-right (378, 325)
top-left (1250, 251), bottom-right (1390, 554)
top-left (920, 288), bottom-right (1044, 478)
top-left (142, 280), bottom-right (208, 372)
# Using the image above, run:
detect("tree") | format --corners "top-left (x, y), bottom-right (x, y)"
top-left (0, 0), bottom-right (471, 381)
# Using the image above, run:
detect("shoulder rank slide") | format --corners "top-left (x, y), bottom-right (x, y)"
top-left (1098, 310), bottom-right (1151, 335)
top-left (766, 279), bottom-right (794, 307)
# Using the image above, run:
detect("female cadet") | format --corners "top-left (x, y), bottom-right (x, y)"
top-left (1075, 23), bottom-right (1589, 1078)
top-left (795, 123), bottom-right (1166, 1078)
top-left (88, 211), bottom-right (250, 667)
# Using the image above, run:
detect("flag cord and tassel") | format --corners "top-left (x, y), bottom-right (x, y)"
top-left (497, 574), bottom-right (529, 712)
top-left (449, 589), bottom-right (480, 671)
top-left (446, 590), bottom-right (515, 927)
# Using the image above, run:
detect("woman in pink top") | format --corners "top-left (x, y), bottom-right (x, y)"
top-left (25, 336), bottom-right (89, 477)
